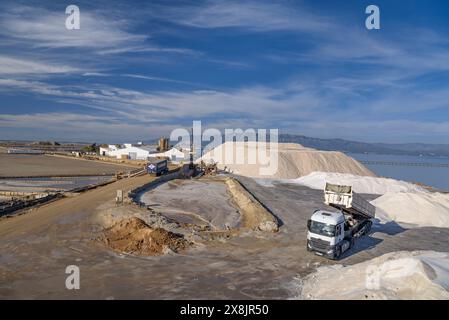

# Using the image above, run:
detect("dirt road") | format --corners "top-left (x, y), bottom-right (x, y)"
top-left (0, 175), bottom-right (153, 237)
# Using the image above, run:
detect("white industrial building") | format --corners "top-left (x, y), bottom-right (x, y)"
top-left (99, 144), bottom-right (157, 160)
top-left (99, 143), bottom-right (188, 162)
top-left (149, 147), bottom-right (187, 162)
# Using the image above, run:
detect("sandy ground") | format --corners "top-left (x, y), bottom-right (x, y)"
top-left (0, 174), bottom-right (448, 299)
top-left (0, 154), bottom-right (137, 177)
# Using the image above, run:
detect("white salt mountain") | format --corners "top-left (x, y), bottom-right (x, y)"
top-left (288, 171), bottom-right (426, 195)
top-left (199, 142), bottom-right (374, 179)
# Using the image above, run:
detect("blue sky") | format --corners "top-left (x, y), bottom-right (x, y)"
top-left (1, 0), bottom-right (449, 143)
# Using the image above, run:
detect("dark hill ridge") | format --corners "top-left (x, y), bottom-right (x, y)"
top-left (154, 134), bottom-right (449, 157)
top-left (278, 134), bottom-right (449, 157)
top-left (4, 134), bottom-right (448, 157)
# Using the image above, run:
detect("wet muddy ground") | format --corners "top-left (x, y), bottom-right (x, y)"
top-left (137, 178), bottom-right (241, 229)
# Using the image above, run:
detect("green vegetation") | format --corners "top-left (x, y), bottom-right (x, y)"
top-left (34, 141), bottom-right (60, 146)
top-left (82, 143), bottom-right (99, 153)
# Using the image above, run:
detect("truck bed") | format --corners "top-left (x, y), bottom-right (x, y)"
top-left (324, 183), bottom-right (375, 219)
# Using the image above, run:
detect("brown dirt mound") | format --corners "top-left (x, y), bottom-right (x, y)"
top-left (98, 217), bottom-right (188, 256)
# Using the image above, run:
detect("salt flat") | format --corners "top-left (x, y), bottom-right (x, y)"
top-left (0, 154), bottom-right (137, 177)
top-left (137, 178), bottom-right (241, 229)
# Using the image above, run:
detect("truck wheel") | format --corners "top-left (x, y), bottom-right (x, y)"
top-left (306, 241), bottom-right (312, 252)
top-left (332, 247), bottom-right (341, 260)
top-left (365, 221), bottom-right (372, 235)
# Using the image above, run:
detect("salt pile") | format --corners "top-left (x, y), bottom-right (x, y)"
top-left (288, 172), bottom-right (449, 227)
top-left (372, 192), bottom-right (449, 228)
top-left (200, 142), bottom-right (374, 179)
top-left (298, 251), bottom-right (449, 300)
top-left (201, 142), bottom-right (449, 228)
top-left (288, 171), bottom-right (426, 195)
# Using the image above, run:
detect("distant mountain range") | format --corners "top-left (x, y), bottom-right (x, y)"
top-left (4, 135), bottom-right (449, 157)
top-left (278, 134), bottom-right (449, 157)
top-left (158, 134), bottom-right (449, 157)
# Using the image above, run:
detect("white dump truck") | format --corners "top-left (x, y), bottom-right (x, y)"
top-left (306, 183), bottom-right (376, 260)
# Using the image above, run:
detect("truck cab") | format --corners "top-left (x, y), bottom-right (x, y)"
top-left (307, 210), bottom-right (349, 260)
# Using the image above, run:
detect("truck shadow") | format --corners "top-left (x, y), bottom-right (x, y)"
top-left (339, 221), bottom-right (407, 260)
top-left (373, 220), bottom-right (407, 236)
top-left (340, 235), bottom-right (383, 259)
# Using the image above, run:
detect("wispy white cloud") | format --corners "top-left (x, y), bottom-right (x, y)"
top-left (1, 1), bottom-right (449, 143)
top-left (0, 55), bottom-right (80, 75)
top-left (96, 46), bottom-right (199, 56)
top-left (0, 112), bottom-right (178, 142)
top-left (158, 0), bottom-right (449, 80)
top-left (159, 0), bottom-right (332, 32)
top-left (0, 78), bottom-right (318, 122)
top-left (121, 74), bottom-right (193, 85)
top-left (82, 72), bottom-right (110, 77)
top-left (309, 28), bottom-right (449, 74)
top-left (0, 3), bottom-right (197, 59)
top-left (288, 119), bottom-right (449, 143)
top-left (0, 5), bottom-right (146, 50)
top-left (2, 110), bottom-right (449, 143)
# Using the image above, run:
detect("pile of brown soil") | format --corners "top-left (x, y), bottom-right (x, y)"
top-left (98, 217), bottom-right (188, 256)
